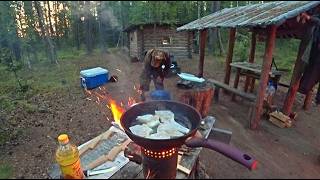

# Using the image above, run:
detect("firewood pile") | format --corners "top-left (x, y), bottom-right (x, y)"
top-left (268, 111), bottom-right (296, 128)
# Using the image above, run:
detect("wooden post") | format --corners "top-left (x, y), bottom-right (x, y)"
top-left (282, 35), bottom-right (311, 115)
top-left (232, 68), bottom-right (241, 101)
top-left (224, 28), bottom-right (236, 85)
top-left (250, 25), bottom-right (277, 130)
top-left (303, 89), bottom-right (313, 110)
top-left (244, 31), bottom-right (257, 92)
top-left (249, 78), bottom-right (256, 93)
top-left (198, 29), bottom-right (208, 78)
top-left (316, 83), bottom-right (320, 105)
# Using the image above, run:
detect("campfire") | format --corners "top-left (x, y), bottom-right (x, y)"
top-left (84, 85), bottom-right (139, 127)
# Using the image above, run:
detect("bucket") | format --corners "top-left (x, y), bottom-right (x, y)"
top-left (150, 90), bottom-right (171, 100)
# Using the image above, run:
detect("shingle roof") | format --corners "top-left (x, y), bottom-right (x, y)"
top-left (177, 1), bottom-right (320, 31)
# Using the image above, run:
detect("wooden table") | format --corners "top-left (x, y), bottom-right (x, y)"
top-left (230, 62), bottom-right (283, 93)
top-left (48, 116), bottom-right (215, 179)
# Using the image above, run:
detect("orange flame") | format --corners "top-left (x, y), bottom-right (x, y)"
top-left (84, 85), bottom-right (141, 128)
top-left (109, 100), bottom-right (125, 126)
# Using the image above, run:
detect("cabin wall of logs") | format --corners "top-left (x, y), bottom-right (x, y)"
top-left (127, 24), bottom-right (193, 61)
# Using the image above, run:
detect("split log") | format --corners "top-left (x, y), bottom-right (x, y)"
top-left (180, 86), bottom-right (214, 118)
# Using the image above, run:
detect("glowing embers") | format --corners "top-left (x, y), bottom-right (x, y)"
top-left (143, 148), bottom-right (177, 159)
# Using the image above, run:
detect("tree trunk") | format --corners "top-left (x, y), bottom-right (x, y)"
top-left (71, 1), bottom-right (81, 50)
top-left (47, 1), bottom-right (55, 36)
top-left (119, 1), bottom-right (125, 47)
top-left (217, 29), bottom-right (225, 55)
top-left (98, 1), bottom-right (108, 53)
top-left (54, 1), bottom-right (59, 34)
top-left (85, 1), bottom-right (93, 55)
top-left (62, 2), bottom-right (69, 39)
top-left (208, 1), bottom-right (220, 54)
top-left (54, 1), bottom-right (60, 47)
top-left (34, 1), bottom-right (58, 64)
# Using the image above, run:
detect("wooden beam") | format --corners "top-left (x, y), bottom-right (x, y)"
top-left (250, 25), bottom-right (277, 130)
top-left (244, 31), bottom-right (257, 92)
top-left (224, 28), bottom-right (236, 85)
top-left (303, 89), bottom-right (313, 110)
top-left (198, 29), bottom-right (208, 78)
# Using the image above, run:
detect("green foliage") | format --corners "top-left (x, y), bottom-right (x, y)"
top-left (234, 30), bottom-right (250, 61)
top-left (0, 164), bottom-right (13, 179)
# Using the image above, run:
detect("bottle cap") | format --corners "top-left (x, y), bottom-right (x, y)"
top-left (58, 134), bottom-right (69, 144)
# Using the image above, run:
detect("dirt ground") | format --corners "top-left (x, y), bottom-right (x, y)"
top-left (1, 49), bottom-right (319, 179)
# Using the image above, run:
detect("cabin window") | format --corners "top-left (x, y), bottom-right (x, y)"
top-left (161, 36), bottom-right (171, 45)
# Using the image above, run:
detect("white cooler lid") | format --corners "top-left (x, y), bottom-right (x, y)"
top-left (80, 67), bottom-right (108, 78)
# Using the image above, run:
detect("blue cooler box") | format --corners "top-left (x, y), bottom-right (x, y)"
top-left (80, 67), bottom-right (109, 89)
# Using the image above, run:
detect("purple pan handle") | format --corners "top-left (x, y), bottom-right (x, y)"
top-left (185, 137), bottom-right (257, 170)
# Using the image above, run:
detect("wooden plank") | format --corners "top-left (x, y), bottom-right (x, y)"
top-left (48, 131), bottom-right (130, 179)
top-left (207, 79), bottom-right (256, 101)
top-left (230, 62), bottom-right (282, 76)
top-left (269, 116), bottom-right (286, 128)
top-left (244, 31), bottom-right (257, 92)
top-left (111, 162), bottom-right (143, 179)
top-left (269, 111), bottom-right (290, 123)
top-left (198, 29), bottom-right (208, 78)
top-left (224, 28), bottom-right (236, 85)
top-left (250, 25), bottom-right (277, 130)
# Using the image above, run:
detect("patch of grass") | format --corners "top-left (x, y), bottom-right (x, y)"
top-left (0, 131), bottom-right (10, 146)
top-left (58, 48), bottom-right (86, 61)
top-left (17, 100), bottom-right (38, 113)
top-left (0, 48), bottom-right (88, 114)
top-left (0, 96), bottom-right (16, 112)
top-left (0, 164), bottom-right (13, 179)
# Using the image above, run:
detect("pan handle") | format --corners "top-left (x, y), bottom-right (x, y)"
top-left (185, 137), bottom-right (257, 170)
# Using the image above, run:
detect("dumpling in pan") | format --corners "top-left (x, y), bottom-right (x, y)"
top-left (136, 114), bottom-right (160, 128)
top-left (155, 110), bottom-right (175, 123)
top-left (147, 132), bottom-right (171, 140)
top-left (136, 114), bottom-right (158, 123)
top-left (157, 123), bottom-right (185, 138)
top-left (168, 120), bottom-right (189, 134)
top-left (129, 124), bottom-right (153, 137)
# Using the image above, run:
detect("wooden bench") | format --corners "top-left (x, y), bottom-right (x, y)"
top-left (207, 79), bottom-right (256, 102)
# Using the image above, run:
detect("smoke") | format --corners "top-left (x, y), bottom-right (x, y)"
top-left (99, 9), bottom-right (120, 29)
top-left (71, 1), bottom-right (120, 29)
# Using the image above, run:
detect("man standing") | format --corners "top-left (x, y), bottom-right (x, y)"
top-left (139, 49), bottom-right (171, 101)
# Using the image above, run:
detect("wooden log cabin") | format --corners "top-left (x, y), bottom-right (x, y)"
top-left (123, 23), bottom-right (193, 61)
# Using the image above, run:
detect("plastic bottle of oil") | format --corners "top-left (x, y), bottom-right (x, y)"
top-left (56, 134), bottom-right (85, 179)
